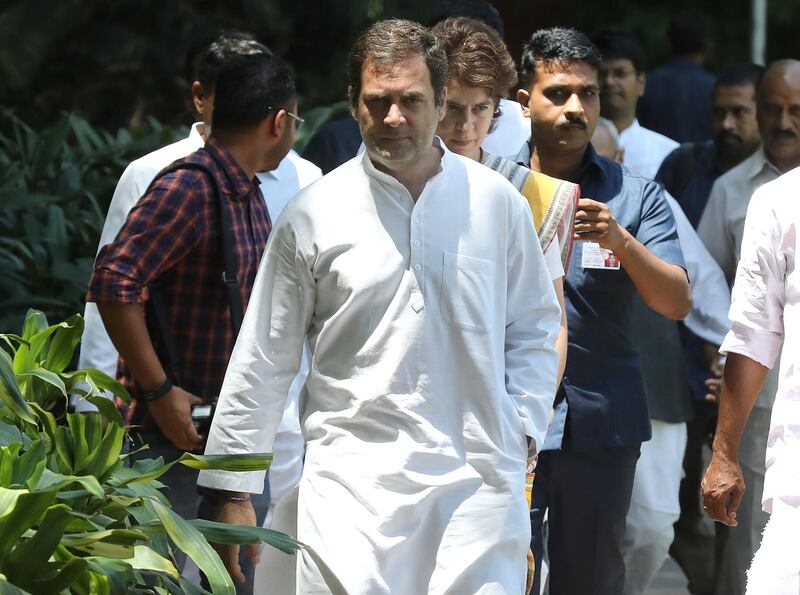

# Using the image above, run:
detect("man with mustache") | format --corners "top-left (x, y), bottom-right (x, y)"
top-left (515, 27), bottom-right (690, 595)
top-left (698, 58), bottom-right (800, 595)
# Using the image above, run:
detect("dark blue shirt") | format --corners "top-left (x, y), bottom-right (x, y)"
top-left (301, 117), bottom-right (361, 174)
top-left (516, 143), bottom-right (686, 450)
top-left (637, 59), bottom-right (716, 144)
top-left (656, 140), bottom-right (719, 228)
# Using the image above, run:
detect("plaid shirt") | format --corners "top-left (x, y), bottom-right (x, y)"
top-left (87, 139), bottom-right (272, 406)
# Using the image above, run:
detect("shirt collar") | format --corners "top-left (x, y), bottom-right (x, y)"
top-left (360, 136), bottom-right (449, 187)
top-left (514, 136), bottom-right (606, 183)
top-left (748, 145), bottom-right (782, 180)
top-left (203, 138), bottom-right (259, 200)
top-left (189, 122), bottom-right (206, 147)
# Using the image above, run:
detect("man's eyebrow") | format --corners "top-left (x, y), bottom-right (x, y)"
top-left (402, 90), bottom-right (426, 101)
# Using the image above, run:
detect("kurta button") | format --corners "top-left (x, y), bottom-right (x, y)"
top-left (414, 264), bottom-right (422, 271)
top-left (412, 217), bottom-right (419, 224)
top-left (413, 240), bottom-right (421, 247)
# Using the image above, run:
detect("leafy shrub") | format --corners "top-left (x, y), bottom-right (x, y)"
top-left (0, 310), bottom-right (305, 594)
top-left (0, 110), bottom-right (185, 333)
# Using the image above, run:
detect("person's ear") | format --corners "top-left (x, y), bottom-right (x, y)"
top-left (347, 86), bottom-right (358, 119)
top-left (192, 81), bottom-right (206, 116)
top-left (272, 109), bottom-right (288, 138)
top-left (436, 87), bottom-right (448, 122)
top-left (517, 88), bottom-right (531, 118)
top-left (637, 72), bottom-right (646, 98)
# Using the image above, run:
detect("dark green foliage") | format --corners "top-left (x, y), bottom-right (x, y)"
top-left (0, 111), bottom-right (185, 332)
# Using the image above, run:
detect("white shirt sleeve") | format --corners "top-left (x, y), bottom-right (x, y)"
top-left (198, 213), bottom-right (316, 493)
top-left (74, 163), bottom-right (151, 412)
top-left (720, 189), bottom-right (785, 368)
top-left (504, 203), bottom-right (561, 454)
top-left (698, 180), bottom-right (738, 283)
top-left (544, 234), bottom-right (565, 281)
top-left (666, 193), bottom-right (731, 345)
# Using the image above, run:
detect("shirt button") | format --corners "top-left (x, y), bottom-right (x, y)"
top-left (414, 264), bottom-right (422, 271)
top-left (412, 217), bottom-right (420, 224)
top-left (413, 240), bottom-right (421, 247)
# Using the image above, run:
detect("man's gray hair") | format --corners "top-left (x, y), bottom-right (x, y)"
top-left (595, 117), bottom-right (621, 151)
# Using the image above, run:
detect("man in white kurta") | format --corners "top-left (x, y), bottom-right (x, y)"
top-left (198, 19), bottom-right (560, 595)
top-left (701, 166), bottom-right (800, 594)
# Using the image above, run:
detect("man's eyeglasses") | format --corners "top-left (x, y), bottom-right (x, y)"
top-left (267, 106), bottom-right (304, 132)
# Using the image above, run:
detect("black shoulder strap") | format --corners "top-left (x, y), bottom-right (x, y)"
top-left (142, 160), bottom-right (245, 383)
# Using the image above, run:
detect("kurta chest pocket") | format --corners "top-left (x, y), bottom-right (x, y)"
top-left (440, 251), bottom-right (493, 333)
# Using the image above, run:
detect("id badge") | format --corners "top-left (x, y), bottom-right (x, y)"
top-left (581, 241), bottom-right (620, 270)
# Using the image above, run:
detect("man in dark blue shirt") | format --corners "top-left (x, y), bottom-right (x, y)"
top-left (657, 63), bottom-right (764, 228)
top-left (637, 10), bottom-right (716, 143)
top-left (515, 28), bottom-right (690, 595)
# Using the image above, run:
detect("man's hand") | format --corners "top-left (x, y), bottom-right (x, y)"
top-left (213, 498), bottom-right (260, 584)
top-left (148, 385), bottom-right (204, 451)
top-left (701, 454), bottom-right (745, 526)
top-left (574, 198), bottom-right (628, 252)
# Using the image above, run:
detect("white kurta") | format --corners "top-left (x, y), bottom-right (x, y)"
top-left (198, 141), bottom-right (561, 594)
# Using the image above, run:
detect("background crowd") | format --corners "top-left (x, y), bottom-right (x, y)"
top-left (1, 1), bottom-right (798, 595)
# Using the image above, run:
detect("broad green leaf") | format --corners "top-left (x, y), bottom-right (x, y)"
top-left (12, 440), bottom-right (45, 489)
top-left (0, 420), bottom-right (29, 448)
top-left (0, 487), bottom-right (56, 561)
top-left (13, 310), bottom-right (49, 373)
top-left (28, 558), bottom-right (88, 594)
top-left (44, 314), bottom-right (83, 373)
top-left (151, 500), bottom-right (235, 595)
top-left (189, 519), bottom-right (303, 556)
top-left (177, 452), bottom-right (272, 473)
top-left (84, 396), bottom-right (124, 426)
top-left (5, 504), bottom-right (73, 581)
top-left (30, 114), bottom-right (70, 180)
top-left (127, 546), bottom-right (179, 578)
top-left (81, 419), bottom-right (125, 480)
top-left (0, 350), bottom-right (33, 424)
top-left (36, 468), bottom-right (104, 499)
top-left (17, 368), bottom-right (66, 396)
top-left (82, 556), bottom-right (136, 594)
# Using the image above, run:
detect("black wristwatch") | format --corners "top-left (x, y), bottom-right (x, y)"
top-left (141, 377), bottom-right (173, 402)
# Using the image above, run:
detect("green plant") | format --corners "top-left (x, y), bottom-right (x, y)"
top-left (0, 310), bottom-right (305, 594)
top-left (0, 110), bottom-right (186, 333)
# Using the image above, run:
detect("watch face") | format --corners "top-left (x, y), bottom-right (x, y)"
top-left (191, 405), bottom-right (213, 419)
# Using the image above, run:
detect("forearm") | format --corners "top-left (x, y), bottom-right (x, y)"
top-left (614, 229), bottom-right (691, 320)
top-left (712, 352), bottom-right (769, 461)
top-left (96, 302), bottom-right (166, 389)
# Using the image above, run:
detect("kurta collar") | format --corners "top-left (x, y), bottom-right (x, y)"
top-left (360, 136), bottom-right (449, 189)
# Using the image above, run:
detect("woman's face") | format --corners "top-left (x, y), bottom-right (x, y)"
top-left (437, 80), bottom-right (495, 161)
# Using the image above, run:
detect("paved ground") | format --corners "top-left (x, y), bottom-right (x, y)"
top-left (648, 557), bottom-right (691, 595)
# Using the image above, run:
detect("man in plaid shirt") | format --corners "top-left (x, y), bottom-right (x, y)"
top-left (87, 51), bottom-right (298, 453)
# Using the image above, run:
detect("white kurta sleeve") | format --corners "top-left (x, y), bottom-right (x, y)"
top-left (198, 212), bottom-right (316, 493)
top-left (720, 190), bottom-right (785, 369)
top-left (666, 193), bottom-right (731, 345)
top-left (503, 203), bottom-right (561, 454)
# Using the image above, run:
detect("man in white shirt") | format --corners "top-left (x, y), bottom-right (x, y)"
top-left (199, 19), bottom-right (561, 593)
top-left (77, 32), bottom-right (320, 592)
top-left (592, 27), bottom-right (678, 179)
top-left (698, 59), bottom-right (800, 594)
top-left (702, 166), bottom-right (800, 595)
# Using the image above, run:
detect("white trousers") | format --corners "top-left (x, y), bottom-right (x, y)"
top-left (746, 498), bottom-right (800, 595)
top-left (622, 420), bottom-right (688, 595)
